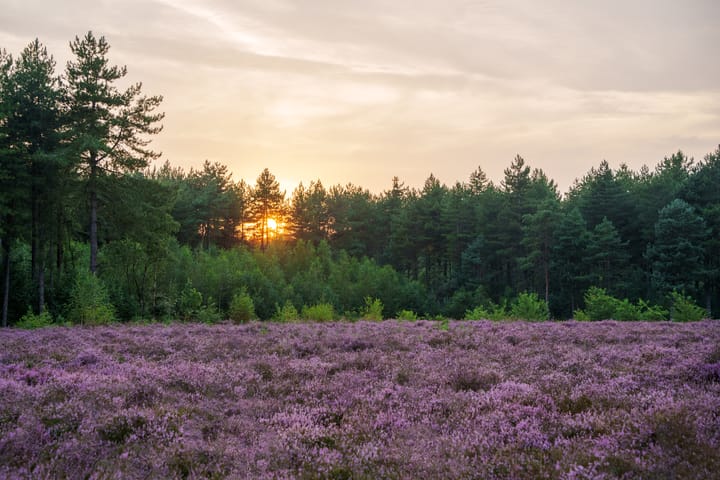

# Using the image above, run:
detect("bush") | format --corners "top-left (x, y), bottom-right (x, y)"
top-left (178, 282), bottom-right (203, 320)
top-left (229, 289), bottom-right (255, 323)
top-left (464, 306), bottom-right (490, 321)
top-left (582, 287), bottom-right (618, 321)
top-left (274, 301), bottom-right (300, 322)
top-left (15, 308), bottom-right (54, 329)
top-left (397, 309), bottom-right (418, 321)
top-left (302, 303), bottom-right (336, 322)
top-left (510, 292), bottom-right (549, 321)
top-left (67, 271), bottom-right (115, 325)
top-left (577, 287), bottom-right (669, 321)
top-left (613, 299), bottom-right (641, 321)
top-left (670, 291), bottom-right (706, 322)
top-left (636, 299), bottom-right (668, 321)
top-left (573, 309), bottom-right (590, 321)
top-left (360, 297), bottom-right (383, 321)
top-left (196, 302), bottom-right (222, 324)
top-left (466, 302), bottom-right (508, 321)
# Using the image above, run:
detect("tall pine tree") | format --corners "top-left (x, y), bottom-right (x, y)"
top-left (65, 32), bottom-right (163, 274)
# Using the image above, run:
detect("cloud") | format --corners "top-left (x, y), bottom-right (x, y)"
top-left (1, 0), bottom-right (719, 193)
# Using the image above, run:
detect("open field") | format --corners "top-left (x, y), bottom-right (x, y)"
top-left (1, 320), bottom-right (719, 479)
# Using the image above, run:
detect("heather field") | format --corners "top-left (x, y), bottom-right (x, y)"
top-left (1, 321), bottom-right (720, 479)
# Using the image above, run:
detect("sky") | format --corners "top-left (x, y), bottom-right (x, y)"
top-left (2, 0), bottom-right (719, 194)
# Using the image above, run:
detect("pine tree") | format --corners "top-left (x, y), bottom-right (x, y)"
top-left (64, 32), bottom-right (163, 274)
top-left (4, 40), bottom-right (65, 313)
top-left (680, 146), bottom-right (720, 315)
top-left (291, 180), bottom-right (329, 243)
top-left (551, 207), bottom-right (591, 315)
top-left (646, 199), bottom-right (709, 299)
top-left (520, 198), bottom-right (560, 304)
top-left (251, 168), bottom-right (284, 249)
top-left (0, 48), bottom-right (14, 326)
top-left (588, 217), bottom-right (630, 294)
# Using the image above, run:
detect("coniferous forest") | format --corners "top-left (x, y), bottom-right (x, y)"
top-left (1, 33), bottom-right (719, 326)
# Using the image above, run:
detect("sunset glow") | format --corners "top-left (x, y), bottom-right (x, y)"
top-left (1, 1), bottom-right (717, 193)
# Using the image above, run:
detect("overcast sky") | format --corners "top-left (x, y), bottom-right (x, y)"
top-left (2, 0), bottom-right (719, 193)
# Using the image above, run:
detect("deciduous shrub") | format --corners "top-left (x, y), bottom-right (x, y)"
top-left (360, 297), bottom-right (383, 321)
top-left (465, 306), bottom-right (490, 321)
top-left (178, 282), bottom-right (203, 320)
top-left (302, 303), bottom-right (336, 321)
top-left (579, 287), bottom-right (617, 321)
top-left (465, 302), bottom-right (508, 321)
top-left (229, 289), bottom-right (255, 323)
top-left (196, 298), bottom-right (222, 324)
top-left (67, 271), bottom-right (115, 325)
top-left (613, 298), bottom-right (642, 321)
top-left (15, 308), bottom-right (54, 329)
top-left (397, 309), bottom-right (418, 321)
top-left (670, 291), bottom-right (706, 322)
top-left (274, 301), bottom-right (300, 322)
top-left (510, 292), bottom-right (549, 321)
top-left (636, 299), bottom-right (668, 321)
top-left (575, 287), bottom-right (669, 321)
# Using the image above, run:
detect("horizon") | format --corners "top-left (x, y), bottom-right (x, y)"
top-left (2, 0), bottom-right (719, 193)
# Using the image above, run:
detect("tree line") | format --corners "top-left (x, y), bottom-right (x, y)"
top-left (1, 34), bottom-right (718, 325)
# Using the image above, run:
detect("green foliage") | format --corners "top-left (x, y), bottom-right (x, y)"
top-left (510, 292), bottom-right (549, 321)
top-left (587, 217), bottom-right (631, 293)
top-left (397, 309), bottom-right (418, 321)
top-left (581, 287), bottom-right (618, 321)
top-left (302, 303), bottom-right (336, 322)
top-left (636, 300), bottom-right (669, 321)
top-left (573, 309), bottom-right (590, 321)
top-left (464, 306), bottom-right (490, 321)
top-left (274, 301), bottom-right (300, 322)
top-left (465, 301), bottom-right (508, 321)
top-left (647, 199), bottom-right (709, 298)
top-left (670, 291), bottom-right (706, 322)
top-left (196, 301), bottom-right (222, 324)
top-left (612, 299), bottom-right (642, 321)
top-left (444, 287), bottom-right (488, 319)
top-left (437, 317), bottom-right (450, 331)
top-left (178, 282), bottom-right (203, 320)
top-left (67, 271), bottom-right (115, 325)
top-left (65, 31), bottom-right (164, 273)
top-left (360, 297), bottom-right (383, 321)
top-left (577, 287), bottom-right (669, 321)
top-left (2, 31), bottom-right (720, 325)
top-left (15, 308), bottom-right (53, 329)
top-left (229, 289), bottom-right (255, 324)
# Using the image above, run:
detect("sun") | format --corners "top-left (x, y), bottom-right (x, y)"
top-left (267, 218), bottom-right (278, 231)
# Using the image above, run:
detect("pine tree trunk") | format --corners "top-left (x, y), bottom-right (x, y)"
top-left (38, 264), bottom-right (45, 314)
top-left (36, 218), bottom-right (45, 314)
top-left (544, 244), bottom-right (550, 306)
top-left (56, 209), bottom-right (64, 272)
top-left (31, 194), bottom-right (39, 312)
top-left (2, 240), bottom-right (10, 328)
top-left (707, 291), bottom-right (712, 318)
top-left (90, 157), bottom-right (98, 274)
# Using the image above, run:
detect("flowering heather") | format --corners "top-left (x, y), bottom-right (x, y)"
top-left (1, 320), bottom-right (719, 479)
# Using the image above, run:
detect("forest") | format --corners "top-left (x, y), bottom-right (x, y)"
top-left (1, 33), bottom-right (719, 326)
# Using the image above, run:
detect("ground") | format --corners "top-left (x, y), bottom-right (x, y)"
top-left (1, 320), bottom-right (719, 479)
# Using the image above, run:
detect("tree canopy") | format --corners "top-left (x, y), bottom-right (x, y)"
top-left (1, 33), bottom-right (718, 324)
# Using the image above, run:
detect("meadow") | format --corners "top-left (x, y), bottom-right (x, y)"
top-left (1, 320), bottom-right (719, 479)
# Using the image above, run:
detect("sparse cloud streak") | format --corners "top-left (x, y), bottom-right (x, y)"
top-left (2, 0), bottom-right (719, 192)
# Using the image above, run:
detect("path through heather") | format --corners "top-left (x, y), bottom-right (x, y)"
top-left (1, 320), bottom-right (719, 479)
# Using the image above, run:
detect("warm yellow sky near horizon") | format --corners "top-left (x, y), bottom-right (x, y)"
top-left (2, 0), bottom-right (719, 194)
